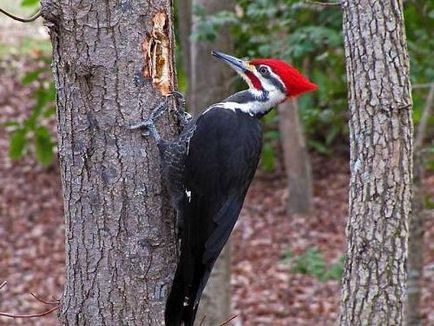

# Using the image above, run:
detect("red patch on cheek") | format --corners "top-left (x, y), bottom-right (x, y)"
top-left (245, 71), bottom-right (262, 90)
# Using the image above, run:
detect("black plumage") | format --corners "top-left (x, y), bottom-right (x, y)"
top-left (163, 107), bottom-right (262, 326)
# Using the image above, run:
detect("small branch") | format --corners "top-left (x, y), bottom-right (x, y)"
top-left (0, 8), bottom-right (41, 23)
top-left (0, 281), bottom-right (7, 291)
top-left (199, 315), bottom-right (207, 326)
top-left (0, 305), bottom-right (59, 319)
top-left (30, 293), bottom-right (60, 305)
top-left (0, 288), bottom-right (60, 319)
top-left (304, 0), bottom-right (341, 7)
top-left (415, 85), bottom-right (434, 149)
top-left (218, 315), bottom-right (238, 326)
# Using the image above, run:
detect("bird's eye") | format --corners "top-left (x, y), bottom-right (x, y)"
top-left (258, 66), bottom-right (269, 75)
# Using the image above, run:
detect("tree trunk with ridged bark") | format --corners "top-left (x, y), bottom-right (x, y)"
top-left (339, 0), bottom-right (413, 325)
top-left (40, 0), bottom-right (178, 324)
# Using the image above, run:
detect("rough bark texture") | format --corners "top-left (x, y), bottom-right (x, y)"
top-left (406, 85), bottom-right (433, 326)
top-left (190, 0), bottom-right (234, 323)
top-left (278, 99), bottom-right (313, 214)
top-left (40, 1), bottom-right (178, 324)
top-left (339, 1), bottom-right (413, 325)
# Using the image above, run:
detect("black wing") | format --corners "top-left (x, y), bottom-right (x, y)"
top-left (165, 108), bottom-right (262, 326)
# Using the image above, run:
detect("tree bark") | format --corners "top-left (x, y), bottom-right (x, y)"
top-left (278, 99), bottom-right (313, 214)
top-left (190, 0), bottom-right (234, 323)
top-left (339, 1), bottom-right (413, 325)
top-left (41, 1), bottom-right (178, 324)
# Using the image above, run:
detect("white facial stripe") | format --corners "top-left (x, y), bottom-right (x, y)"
top-left (201, 64), bottom-right (288, 117)
top-left (255, 68), bottom-right (286, 93)
top-left (270, 70), bottom-right (286, 91)
top-left (202, 90), bottom-right (286, 116)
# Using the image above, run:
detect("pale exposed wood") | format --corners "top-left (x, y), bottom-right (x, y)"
top-left (40, 0), bottom-right (179, 324)
top-left (339, 0), bottom-right (413, 325)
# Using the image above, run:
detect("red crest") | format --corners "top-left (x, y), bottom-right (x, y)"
top-left (251, 59), bottom-right (317, 97)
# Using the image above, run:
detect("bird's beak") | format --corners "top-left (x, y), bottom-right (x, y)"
top-left (211, 51), bottom-right (249, 74)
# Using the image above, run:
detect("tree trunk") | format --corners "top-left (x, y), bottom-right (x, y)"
top-left (278, 99), bottom-right (313, 214)
top-left (40, 1), bottom-right (178, 324)
top-left (406, 85), bottom-right (433, 326)
top-left (339, 1), bottom-right (413, 325)
top-left (190, 0), bottom-right (234, 323)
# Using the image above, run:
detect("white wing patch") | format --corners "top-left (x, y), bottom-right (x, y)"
top-left (185, 189), bottom-right (192, 202)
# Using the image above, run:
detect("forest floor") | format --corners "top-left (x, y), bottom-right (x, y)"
top-left (1, 62), bottom-right (434, 326)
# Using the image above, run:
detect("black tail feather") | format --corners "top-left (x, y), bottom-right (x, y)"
top-left (165, 256), bottom-right (187, 326)
top-left (165, 253), bottom-right (213, 326)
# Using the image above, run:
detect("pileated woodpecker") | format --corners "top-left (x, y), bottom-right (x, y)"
top-left (130, 51), bottom-right (317, 326)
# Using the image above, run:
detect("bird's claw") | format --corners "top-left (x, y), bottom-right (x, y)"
top-left (166, 91), bottom-right (192, 127)
top-left (129, 91), bottom-right (189, 138)
top-left (169, 91), bottom-right (186, 110)
top-left (129, 97), bottom-right (170, 132)
top-left (128, 119), bottom-right (153, 130)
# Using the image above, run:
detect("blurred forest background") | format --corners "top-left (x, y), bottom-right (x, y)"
top-left (0, 0), bottom-right (433, 325)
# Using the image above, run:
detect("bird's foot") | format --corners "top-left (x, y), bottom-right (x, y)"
top-left (129, 120), bottom-right (157, 138)
top-left (169, 91), bottom-right (192, 127)
top-left (177, 110), bottom-right (193, 128)
top-left (129, 98), bottom-right (170, 140)
top-left (129, 91), bottom-right (191, 139)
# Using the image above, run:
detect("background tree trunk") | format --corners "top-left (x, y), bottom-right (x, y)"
top-left (189, 0), bottom-right (234, 323)
top-left (406, 85), bottom-right (433, 326)
top-left (189, 0), bottom-right (234, 115)
top-left (176, 0), bottom-right (192, 88)
top-left (41, 1), bottom-right (178, 324)
top-left (278, 99), bottom-right (313, 214)
top-left (339, 0), bottom-right (413, 325)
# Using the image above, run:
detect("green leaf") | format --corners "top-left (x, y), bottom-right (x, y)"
top-left (22, 70), bottom-right (42, 85)
top-left (2, 121), bottom-right (20, 128)
top-left (281, 249), bottom-right (293, 265)
top-left (43, 106), bottom-right (56, 118)
top-left (323, 256), bottom-right (344, 281)
top-left (308, 139), bottom-right (331, 155)
top-left (424, 195), bottom-right (434, 209)
top-left (292, 247), bottom-right (326, 280)
top-left (34, 127), bottom-right (54, 166)
top-left (9, 129), bottom-right (28, 160)
top-left (21, 0), bottom-right (40, 7)
top-left (264, 130), bottom-right (280, 140)
top-left (47, 82), bottom-right (56, 101)
top-left (291, 248), bottom-right (344, 282)
top-left (325, 125), bottom-right (340, 145)
top-left (261, 143), bottom-right (275, 172)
